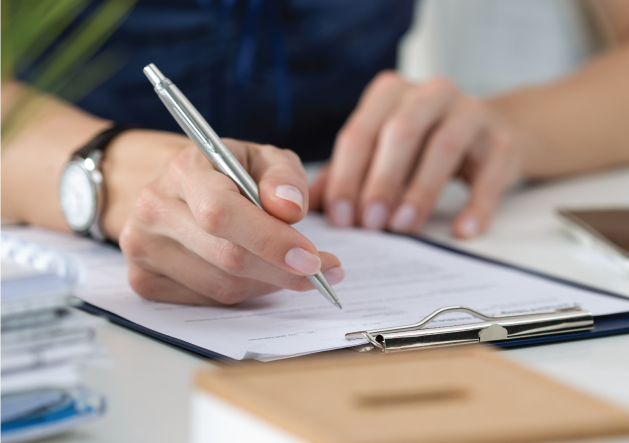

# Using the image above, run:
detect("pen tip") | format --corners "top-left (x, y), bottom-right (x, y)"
top-left (335, 301), bottom-right (343, 310)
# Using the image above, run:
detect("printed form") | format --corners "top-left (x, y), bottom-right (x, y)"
top-left (6, 216), bottom-right (629, 361)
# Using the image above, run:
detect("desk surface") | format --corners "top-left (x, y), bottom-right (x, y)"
top-left (42, 166), bottom-right (629, 443)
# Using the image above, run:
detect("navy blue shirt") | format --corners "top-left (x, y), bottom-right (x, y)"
top-left (52, 0), bottom-right (416, 161)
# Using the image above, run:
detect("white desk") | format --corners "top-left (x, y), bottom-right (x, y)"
top-left (422, 166), bottom-right (629, 413)
top-left (43, 166), bottom-right (629, 443)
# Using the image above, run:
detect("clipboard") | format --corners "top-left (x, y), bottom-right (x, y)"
top-left (342, 237), bottom-right (629, 354)
top-left (78, 236), bottom-right (629, 362)
top-left (345, 305), bottom-right (595, 353)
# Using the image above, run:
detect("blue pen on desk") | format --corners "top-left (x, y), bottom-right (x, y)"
top-left (143, 63), bottom-right (342, 309)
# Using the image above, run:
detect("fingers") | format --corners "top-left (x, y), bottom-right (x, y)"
top-left (128, 253), bottom-right (344, 307)
top-left (328, 74), bottom-right (518, 237)
top-left (126, 234), bottom-right (279, 305)
top-left (360, 79), bottom-right (458, 230)
top-left (121, 137), bottom-right (346, 307)
top-left (178, 171), bottom-right (325, 277)
top-left (387, 97), bottom-right (486, 233)
top-left (128, 265), bottom-right (224, 306)
top-left (159, 144), bottom-right (324, 277)
top-left (308, 163), bottom-right (329, 212)
top-left (153, 145), bottom-right (343, 278)
top-left (325, 71), bottom-right (409, 227)
top-left (453, 131), bottom-right (517, 238)
top-left (134, 196), bottom-right (343, 290)
top-left (123, 222), bottom-right (344, 305)
top-left (208, 139), bottom-right (308, 225)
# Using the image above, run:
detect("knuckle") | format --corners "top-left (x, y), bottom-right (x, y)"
top-left (292, 276), bottom-right (317, 292)
top-left (196, 197), bottom-right (227, 235)
top-left (128, 268), bottom-right (158, 300)
top-left (493, 130), bottom-right (515, 155)
top-left (119, 225), bottom-right (146, 260)
top-left (281, 148), bottom-right (301, 165)
top-left (258, 143), bottom-right (278, 156)
top-left (435, 130), bottom-right (465, 155)
top-left (133, 186), bottom-right (164, 226)
top-left (211, 278), bottom-right (245, 305)
top-left (217, 242), bottom-right (249, 275)
top-left (252, 228), bottom-right (275, 258)
top-left (169, 146), bottom-right (196, 176)
top-left (384, 116), bottom-right (417, 143)
top-left (420, 189), bottom-right (440, 207)
top-left (258, 143), bottom-right (298, 166)
top-left (336, 125), bottom-right (367, 152)
top-left (409, 185), bottom-right (439, 209)
top-left (461, 96), bottom-right (485, 116)
top-left (370, 70), bottom-right (403, 93)
top-left (276, 273), bottom-right (309, 292)
top-left (425, 77), bottom-right (457, 96)
top-left (170, 148), bottom-right (190, 170)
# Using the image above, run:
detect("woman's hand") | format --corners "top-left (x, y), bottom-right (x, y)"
top-left (119, 139), bottom-right (344, 306)
top-left (310, 71), bottom-right (528, 238)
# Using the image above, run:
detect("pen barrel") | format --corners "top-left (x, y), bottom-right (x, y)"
top-left (144, 65), bottom-right (262, 209)
top-left (144, 63), bottom-right (341, 309)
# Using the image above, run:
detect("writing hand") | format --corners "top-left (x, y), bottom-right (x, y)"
top-left (120, 139), bottom-right (344, 305)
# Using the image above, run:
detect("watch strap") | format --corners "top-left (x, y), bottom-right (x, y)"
top-left (69, 124), bottom-right (140, 242)
top-left (73, 124), bottom-right (140, 160)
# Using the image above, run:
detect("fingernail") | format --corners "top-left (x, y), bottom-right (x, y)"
top-left (275, 185), bottom-right (303, 210)
top-left (390, 204), bottom-right (417, 232)
top-left (285, 248), bottom-right (321, 275)
top-left (331, 199), bottom-right (353, 227)
top-left (362, 201), bottom-right (388, 230)
top-left (324, 267), bottom-right (345, 285)
top-left (459, 215), bottom-right (479, 238)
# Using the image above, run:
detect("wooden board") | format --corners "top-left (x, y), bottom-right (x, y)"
top-left (196, 347), bottom-right (629, 443)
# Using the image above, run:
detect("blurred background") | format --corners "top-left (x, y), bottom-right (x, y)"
top-left (400, 0), bottom-right (604, 96)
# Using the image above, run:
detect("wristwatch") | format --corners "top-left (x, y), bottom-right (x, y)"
top-left (59, 125), bottom-right (137, 241)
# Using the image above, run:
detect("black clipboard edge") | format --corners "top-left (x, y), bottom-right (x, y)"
top-left (78, 302), bottom-right (237, 364)
top-left (494, 312), bottom-right (629, 349)
top-left (413, 235), bottom-right (629, 348)
top-left (416, 235), bottom-right (629, 302)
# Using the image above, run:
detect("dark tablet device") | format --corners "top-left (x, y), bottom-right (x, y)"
top-left (558, 208), bottom-right (629, 265)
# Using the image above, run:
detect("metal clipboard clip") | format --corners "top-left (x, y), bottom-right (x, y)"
top-left (345, 306), bottom-right (593, 353)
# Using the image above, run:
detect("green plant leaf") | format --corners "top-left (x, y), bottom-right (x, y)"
top-left (2, 0), bottom-right (138, 145)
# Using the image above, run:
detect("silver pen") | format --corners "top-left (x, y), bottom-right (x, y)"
top-left (143, 63), bottom-right (342, 309)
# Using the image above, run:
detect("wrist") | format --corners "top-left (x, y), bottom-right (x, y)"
top-left (486, 89), bottom-right (547, 181)
top-left (100, 129), bottom-right (190, 241)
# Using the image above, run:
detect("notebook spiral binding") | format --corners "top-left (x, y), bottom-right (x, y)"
top-left (1, 233), bottom-right (84, 286)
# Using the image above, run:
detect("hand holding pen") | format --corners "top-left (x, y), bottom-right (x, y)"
top-left (117, 65), bottom-right (345, 307)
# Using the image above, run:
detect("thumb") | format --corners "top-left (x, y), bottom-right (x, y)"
top-left (249, 144), bottom-right (310, 225)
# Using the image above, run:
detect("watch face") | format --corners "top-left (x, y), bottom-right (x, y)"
top-left (59, 162), bottom-right (97, 232)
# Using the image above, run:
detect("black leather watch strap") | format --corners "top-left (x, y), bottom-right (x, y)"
top-left (72, 124), bottom-right (140, 159)
top-left (67, 124), bottom-right (140, 242)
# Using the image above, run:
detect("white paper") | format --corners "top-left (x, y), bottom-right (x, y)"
top-left (5, 216), bottom-right (629, 361)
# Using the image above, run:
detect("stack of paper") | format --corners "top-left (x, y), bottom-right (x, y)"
top-left (1, 235), bottom-right (106, 443)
